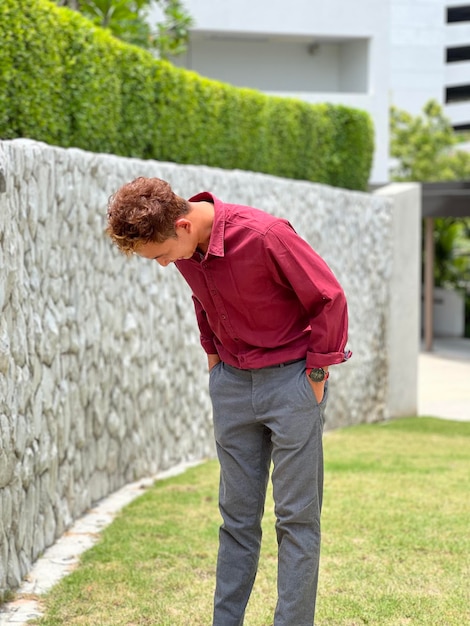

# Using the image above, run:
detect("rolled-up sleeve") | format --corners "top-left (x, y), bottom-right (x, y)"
top-left (265, 223), bottom-right (352, 368)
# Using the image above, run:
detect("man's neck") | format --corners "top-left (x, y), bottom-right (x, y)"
top-left (189, 200), bottom-right (214, 253)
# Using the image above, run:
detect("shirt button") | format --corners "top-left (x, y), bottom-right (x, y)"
top-left (221, 314), bottom-right (226, 320)
top-left (211, 289), bottom-right (217, 295)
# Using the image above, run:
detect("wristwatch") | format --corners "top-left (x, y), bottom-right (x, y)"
top-left (307, 367), bottom-right (329, 382)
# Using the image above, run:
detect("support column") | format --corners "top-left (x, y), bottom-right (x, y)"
top-left (424, 217), bottom-right (434, 352)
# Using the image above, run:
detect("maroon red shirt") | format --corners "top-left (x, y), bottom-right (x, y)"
top-left (175, 192), bottom-right (351, 370)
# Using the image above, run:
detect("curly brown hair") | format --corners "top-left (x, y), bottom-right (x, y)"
top-left (106, 177), bottom-right (189, 255)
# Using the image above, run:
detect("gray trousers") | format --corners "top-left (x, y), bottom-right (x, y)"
top-left (209, 359), bottom-right (327, 626)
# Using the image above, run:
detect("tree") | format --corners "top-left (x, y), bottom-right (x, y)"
top-left (56, 0), bottom-right (193, 59)
top-left (390, 99), bottom-right (470, 182)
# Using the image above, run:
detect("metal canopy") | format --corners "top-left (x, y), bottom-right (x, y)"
top-left (422, 181), bottom-right (470, 218)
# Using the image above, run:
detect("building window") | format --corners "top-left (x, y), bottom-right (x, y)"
top-left (447, 5), bottom-right (470, 23)
top-left (447, 45), bottom-right (470, 62)
top-left (446, 84), bottom-right (470, 103)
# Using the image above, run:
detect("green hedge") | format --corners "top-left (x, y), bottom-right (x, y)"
top-left (0, 0), bottom-right (374, 190)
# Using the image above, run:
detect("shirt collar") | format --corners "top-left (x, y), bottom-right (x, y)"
top-left (188, 191), bottom-right (225, 257)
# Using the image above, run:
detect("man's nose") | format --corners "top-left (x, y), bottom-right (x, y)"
top-left (156, 258), bottom-right (171, 267)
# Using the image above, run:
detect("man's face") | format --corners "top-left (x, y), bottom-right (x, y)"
top-left (135, 225), bottom-right (196, 267)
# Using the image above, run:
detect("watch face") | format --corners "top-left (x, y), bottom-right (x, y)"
top-left (309, 368), bottom-right (326, 382)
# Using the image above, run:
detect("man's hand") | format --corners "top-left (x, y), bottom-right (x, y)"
top-left (308, 379), bottom-right (325, 404)
top-left (208, 353), bottom-right (221, 371)
top-left (307, 366), bottom-right (329, 403)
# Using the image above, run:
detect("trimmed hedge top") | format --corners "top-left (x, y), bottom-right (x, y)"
top-left (0, 0), bottom-right (374, 190)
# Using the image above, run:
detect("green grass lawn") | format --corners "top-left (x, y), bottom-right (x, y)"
top-left (30, 417), bottom-right (470, 626)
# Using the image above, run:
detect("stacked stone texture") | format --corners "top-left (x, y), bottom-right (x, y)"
top-left (0, 139), bottom-right (393, 598)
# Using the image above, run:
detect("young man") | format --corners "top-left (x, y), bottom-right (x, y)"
top-left (106, 176), bottom-right (351, 626)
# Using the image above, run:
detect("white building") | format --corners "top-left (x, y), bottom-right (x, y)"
top-left (151, 0), bottom-right (470, 184)
top-left (390, 0), bottom-right (470, 133)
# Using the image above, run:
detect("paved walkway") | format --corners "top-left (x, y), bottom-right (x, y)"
top-left (1, 338), bottom-right (469, 625)
top-left (418, 337), bottom-right (470, 421)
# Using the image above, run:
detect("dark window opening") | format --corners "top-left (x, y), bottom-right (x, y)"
top-left (453, 122), bottom-right (470, 131)
top-left (446, 84), bottom-right (470, 103)
top-left (447, 5), bottom-right (470, 23)
top-left (447, 45), bottom-right (470, 62)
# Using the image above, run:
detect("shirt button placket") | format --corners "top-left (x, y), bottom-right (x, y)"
top-left (204, 265), bottom-right (236, 339)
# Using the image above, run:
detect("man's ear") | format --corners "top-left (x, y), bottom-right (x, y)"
top-left (175, 217), bottom-right (191, 231)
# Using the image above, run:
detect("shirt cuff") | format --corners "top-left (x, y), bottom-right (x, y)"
top-left (306, 349), bottom-right (352, 369)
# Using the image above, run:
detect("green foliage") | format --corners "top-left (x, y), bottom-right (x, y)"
top-left (434, 219), bottom-right (470, 287)
top-left (324, 104), bottom-right (375, 190)
top-left (390, 99), bottom-right (470, 182)
top-left (56, 0), bottom-right (193, 58)
top-left (154, 0), bottom-right (193, 59)
top-left (77, 0), bottom-right (153, 48)
top-left (0, 0), bottom-right (374, 190)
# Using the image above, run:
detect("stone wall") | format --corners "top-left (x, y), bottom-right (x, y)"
top-left (0, 138), bottom-right (397, 597)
